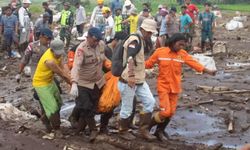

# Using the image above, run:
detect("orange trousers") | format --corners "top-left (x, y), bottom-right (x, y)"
top-left (158, 92), bottom-right (179, 118)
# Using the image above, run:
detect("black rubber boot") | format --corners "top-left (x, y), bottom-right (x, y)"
top-left (138, 113), bottom-right (156, 141)
top-left (69, 107), bottom-right (80, 129)
top-left (119, 118), bottom-right (136, 140)
top-left (85, 117), bottom-right (98, 143)
top-left (154, 118), bottom-right (171, 142)
top-left (100, 111), bottom-right (113, 134)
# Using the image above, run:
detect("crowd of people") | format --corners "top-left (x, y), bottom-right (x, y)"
top-left (0, 0), bottom-right (217, 143)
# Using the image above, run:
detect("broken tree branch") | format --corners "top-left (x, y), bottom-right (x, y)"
top-left (212, 90), bottom-right (250, 94)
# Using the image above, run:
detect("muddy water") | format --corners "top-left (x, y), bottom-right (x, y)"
top-left (167, 109), bottom-right (250, 149)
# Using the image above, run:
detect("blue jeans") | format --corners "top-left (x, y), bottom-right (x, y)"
top-left (118, 81), bottom-right (155, 119)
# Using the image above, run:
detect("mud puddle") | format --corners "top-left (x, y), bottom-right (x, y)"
top-left (167, 109), bottom-right (250, 149)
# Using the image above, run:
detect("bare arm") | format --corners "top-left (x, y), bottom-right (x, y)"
top-left (45, 60), bottom-right (71, 84)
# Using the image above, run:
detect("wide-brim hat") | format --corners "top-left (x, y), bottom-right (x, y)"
top-left (140, 18), bottom-right (158, 34)
top-left (22, 0), bottom-right (31, 4)
top-left (50, 39), bottom-right (65, 56)
top-left (124, 0), bottom-right (132, 6)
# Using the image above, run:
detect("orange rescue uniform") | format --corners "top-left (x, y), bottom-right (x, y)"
top-left (145, 47), bottom-right (205, 118)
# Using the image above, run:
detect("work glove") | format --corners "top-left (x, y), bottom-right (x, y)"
top-left (106, 36), bottom-right (111, 42)
top-left (70, 83), bottom-right (78, 98)
top-left (22, 28), bottom-right (26, 33)
top-left (15, 73), bottom-right (21, 83)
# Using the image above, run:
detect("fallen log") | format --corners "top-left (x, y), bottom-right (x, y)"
top-left (212, 90), bottom-right (250, 94)
top-left (228, 111), bottom-right (234, 133)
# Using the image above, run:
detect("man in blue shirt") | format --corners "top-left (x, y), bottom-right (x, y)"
top-left (179, 5), bottom-right (193, 50)
top-left (199, 2), bottom-right (215, 52)
top-left (0, 6), bottom-right (18, 58)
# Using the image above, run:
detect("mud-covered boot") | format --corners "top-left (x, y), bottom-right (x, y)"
top-left (154, 118), bottom-right (170, 142)
top-left (119, 118), bottom-right (136, 140)
top-left (69, 107), bottom-right (80, 129)
top-left (85, 117), bottom-right (98, 143)
top-left (100, 112), bottom-right (113, 135)
top-left (75, 117), bottom-right (87, 134)
top-left (41, 114), bottom-right (52, 133)
top-left (138, 113), bottom-right (156, 141)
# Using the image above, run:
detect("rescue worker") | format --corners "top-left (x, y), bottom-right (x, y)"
top-left (59, 2), bottom-right (74, 48)
top-left (90, 0), bottom-right (106, 33)
top-left (16, 28), bottom-right (58, 133)
top-left (102, 7), bottom-right (115, 43)
top-left (117, 19), bottom-right (157, 141)
top-left (33, 39), bottom-right (71, 138)
top-left (18, 0), bottom-right (31, 53)
top-left (70, 27), bottom-right (111, 142)
top-left (16, 28), bottom-right (53, 83)
top-left (114, 8), bottom-right (123, 33)
top-left (145, 33), bottom-right (217, 141)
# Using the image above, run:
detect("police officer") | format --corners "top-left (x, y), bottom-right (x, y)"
top-left (70, 27), bottom-right (111, 142)
top-left (59, 2), bottom-right (74, 48)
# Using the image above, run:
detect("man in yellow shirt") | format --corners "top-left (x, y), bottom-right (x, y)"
top-left (33, 39), bottom-right (71, 138)
top-left (122, 7), bottom-right (138, 34)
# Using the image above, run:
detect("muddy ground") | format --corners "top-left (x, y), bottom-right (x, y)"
top-left (0, 12), bottom-right (250, 150)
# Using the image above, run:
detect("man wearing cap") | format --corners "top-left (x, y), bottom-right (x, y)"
top-left (34, 12), bottom-right (50, 40)
top-left (33, 39), bottom-right (71, 138)
top-left (102, 7), bottom-right (115, 42)
top-left (155, 4), bottom-right (163, 32)
top-left (137, 8), bottom-right (153, 30)
top-left (90, 0), bottom-right (106, 33)
top-left (70, 27), bottom-right (111, 142)
top-left (122, 7), bottom-right (138, 34)
top-left (18, 0), bottom-right (31, 53)
top-left (117, 18), bottom-right (157, 141)
top-left (59, 2), bottom-right (74, 48)
top-left (122, 0), bottom-right (135, 16)
top-left (16, 28), bottom-right (53, 80)
top-left (75, 2), bottom-right (86, 37)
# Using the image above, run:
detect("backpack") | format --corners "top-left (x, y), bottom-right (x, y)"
top-left (111, 34), bottom-right (142, 77)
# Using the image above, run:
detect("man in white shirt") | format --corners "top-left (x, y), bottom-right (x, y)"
top-left (18, 0), bottom-right (31, 52)
top-left (75, 2), bottom-right (86, 37)
top-left (102, 7), bottom-right (115, 42)
top-left (90, 0), bottom-right (105, 33)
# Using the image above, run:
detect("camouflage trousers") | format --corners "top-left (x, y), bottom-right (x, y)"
top-left (60, 27), bottom-right (71, 47)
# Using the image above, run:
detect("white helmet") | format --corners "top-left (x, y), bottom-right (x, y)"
top-left (22, 0), bottom-right (32, 4)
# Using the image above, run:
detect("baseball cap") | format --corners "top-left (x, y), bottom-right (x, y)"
top-left (40, 28), bottom-right (53, 39)
top-left (97, 0), bottom-right (104, 4)
top-left (140, 18), bottom-right (157, 34)
top-left (50, 39), bottom-right (65, 56)
top-left (64, 2), bottom-right (70, 6)
top-left (88, 27), bottom-right (102, 41)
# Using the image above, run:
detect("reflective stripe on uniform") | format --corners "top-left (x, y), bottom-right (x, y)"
top-left (158, 57), bottom-right (184, 63)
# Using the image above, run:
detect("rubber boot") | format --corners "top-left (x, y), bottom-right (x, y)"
top-left (138, 113), bottom-right (156, 141)
top-left (49, 112), bottom-right (63, 139)
top-left (85, 117), bottom-right (98, 143)
top-left (75, 116), bottom-right (87, 134)
top-left (69, 107), bottom-right (80, 129)
top-left (154, 118), bottom-right (171, 142)
top-left (41, 114), bottom-right (52, 133)
top-left (119, 118), bottom-right (136, 140)
top-left (100, 111), bottom-right (113, 134)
